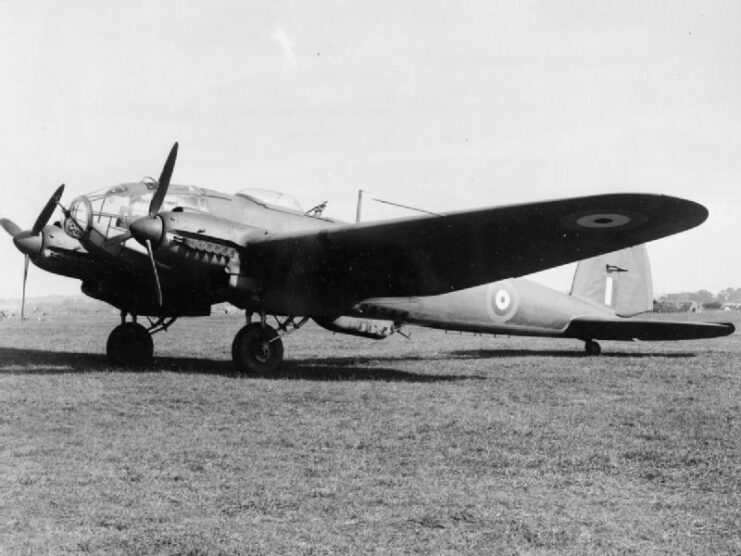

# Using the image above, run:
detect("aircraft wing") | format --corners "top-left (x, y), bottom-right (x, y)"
top-left (564, 317), bottom-right (735, 341)
top-left (245, 193), bottom-right (707, 306)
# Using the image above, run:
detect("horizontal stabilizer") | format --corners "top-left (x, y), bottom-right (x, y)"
top-left (564, 317), bottom-right (735, 341)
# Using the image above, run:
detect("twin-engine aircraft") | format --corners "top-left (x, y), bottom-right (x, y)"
top-left (0, 143), bottom-right (733, 372)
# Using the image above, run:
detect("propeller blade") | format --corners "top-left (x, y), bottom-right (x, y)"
top-left (145, 239), bottom-right (163, 308)
top-left (21, 255), bottom-right (29, 323)
top-left (0, 218), bottom-right (22, 237)
top-left (32, 184), bottom-right (65, 235)
top-left (149, 142), bottom-right (179, 217)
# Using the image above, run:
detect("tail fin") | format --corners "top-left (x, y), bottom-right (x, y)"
top-left (570, 244), bottom-right (653, 317)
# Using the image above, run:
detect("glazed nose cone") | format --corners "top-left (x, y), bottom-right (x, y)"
top-left (129, 216), bottom-right (164, 246)
top-left (13, 231), bottom-right (42, 257)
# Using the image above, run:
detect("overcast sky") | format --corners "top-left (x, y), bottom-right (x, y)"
top-left (1, 1), bottom-right (740, 301)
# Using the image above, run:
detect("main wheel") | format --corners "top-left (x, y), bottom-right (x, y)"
top-left (584, 339), bottom-right (601, 356)
top-left (107, 323), bottom-right (154, 366)
top-left (232, 323), bottom-right (284, 375)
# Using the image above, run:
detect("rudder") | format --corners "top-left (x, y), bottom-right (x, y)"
top-left (570, 244), bottom-right (653, 317)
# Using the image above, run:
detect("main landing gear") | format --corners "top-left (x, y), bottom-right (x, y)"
top-left (105, 308), bottom-right (302, 372)
top-left (231, 314), bottom-right (308, 375)
top-left (232, 323), bottom-right (283, 374)
top-left (584, 339), bottom-right (602, 356)
top-left (106, 313), bottom-right (175, 366)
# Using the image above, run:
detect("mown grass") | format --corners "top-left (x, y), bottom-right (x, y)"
top-left (1, 312), bottom-right (740, 555)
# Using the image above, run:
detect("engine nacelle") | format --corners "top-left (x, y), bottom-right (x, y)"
top-left (314, 316), bottom-right (396, 340)
top-left (134, 210), bottom-right (268, 271)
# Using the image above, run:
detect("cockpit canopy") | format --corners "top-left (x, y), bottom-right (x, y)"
top-left (236, 188), bottom-right (303, 213)
top-left (63, 181), bottom-right (309, 242)
top-left (65, 182), bottom-right (207, 239)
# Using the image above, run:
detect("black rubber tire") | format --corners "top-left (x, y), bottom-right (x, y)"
top-left (584, 339), bottom-right (602, 356)
top-left (232, 323), bottom-right (284, 375)
top-left (106, 323), bottom-right (154, 366)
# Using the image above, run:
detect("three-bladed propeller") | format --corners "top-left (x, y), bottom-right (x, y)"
top-left (1, 184), bottom-right (65, 322)
top-left (129, 142), bottom-right (179, 309)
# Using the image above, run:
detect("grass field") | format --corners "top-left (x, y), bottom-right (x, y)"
top-left (1, 311), bottom-right (740, 555)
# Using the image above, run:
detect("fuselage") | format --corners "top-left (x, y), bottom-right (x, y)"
top-left (356, 278), bottom-right (616, 338)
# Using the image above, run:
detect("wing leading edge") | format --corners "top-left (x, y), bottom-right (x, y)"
top-left (246, 193), bottom-right (708, 310)
top-left (564, 318), bottom-right (735, 341)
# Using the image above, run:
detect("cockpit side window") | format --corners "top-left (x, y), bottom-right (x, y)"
top-left (86, 189), bottom-right (130, 234)
top-left (165, 195), bottom-right (200, 212)
top-left (129, 192), bottom-right (154, 221)
top-left (102, 193), bottom-right (131, 229)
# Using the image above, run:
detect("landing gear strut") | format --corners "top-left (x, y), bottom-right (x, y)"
top-left (584, 339), bottom-right (601, 356)
top-left (232, 322), bottom-right (284, 374)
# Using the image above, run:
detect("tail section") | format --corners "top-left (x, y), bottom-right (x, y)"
top-left (570, 244), bottom-right (653, 317)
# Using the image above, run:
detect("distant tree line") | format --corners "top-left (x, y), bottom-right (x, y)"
top-left (655, 288), bottom-right (741, 312)
top-left (659, 288), bottom-right (741, 304)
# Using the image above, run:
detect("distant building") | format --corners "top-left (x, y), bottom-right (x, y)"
top-left (653, 300), bottom-right (702, 313)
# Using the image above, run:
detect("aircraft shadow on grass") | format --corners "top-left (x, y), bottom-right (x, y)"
top-left (448, 348), bottom-right (696, 359)
top-left (0, 347), bottom-right (480, 382)
top-left (0, 345), bottom-right (696, 383)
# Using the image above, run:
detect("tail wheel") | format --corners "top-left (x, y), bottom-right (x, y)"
top-left (107, 322), bottom-right (153, 366)
top-left (584, 339), bottom-right (601, 356)
top-left (232, 323), bottom-right (284, 375)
